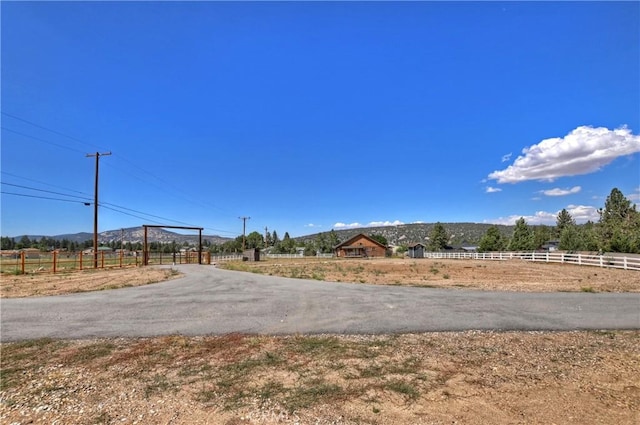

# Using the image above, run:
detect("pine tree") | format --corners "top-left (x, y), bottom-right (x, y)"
top-left (598, 188), bottom-right (640, 253)
top-left (427, 222), bottom-right (448, 251)
top-left (508, 218), bottom-right (535, 251)
top-left (478, 225), bottom-right (506, 252)
top-left (556, 209), bottom-right (575, 237)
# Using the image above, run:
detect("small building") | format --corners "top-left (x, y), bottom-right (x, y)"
top-left (335, 234), bottom-right (387, 258)
top-left (243, 248), bottom-right (260, 262)
top-left (407, 243), bottom-right (426, 258)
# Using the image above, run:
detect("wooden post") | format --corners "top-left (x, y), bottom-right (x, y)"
top-left (143, 225), bottom-right (148, 266)
top-left (20, 251), bottom-right (25, 274)
top-left (101, 251), bottom-right (105, 268)
top-left (79, 251), bottom-right (83, 270)
top-left (53, 251), bottom-right (57, 274)
top-left (198, 229), bottom-right (203, 265)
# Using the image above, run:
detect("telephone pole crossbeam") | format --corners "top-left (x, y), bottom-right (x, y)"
top-left (86, 151), bottom-right (111, 268)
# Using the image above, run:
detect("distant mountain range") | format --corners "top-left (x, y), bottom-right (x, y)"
top-left (295, 222), bottom-right (516, 247)
top-left (8, 222), bottom-right (518, 247)
top-left (8, 227), bottom-right (231, 245)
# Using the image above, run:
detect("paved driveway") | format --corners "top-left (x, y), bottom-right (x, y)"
top-left (1, 265), bottom-right (639, 341)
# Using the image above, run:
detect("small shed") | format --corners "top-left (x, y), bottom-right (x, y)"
top-left (407, 243), bottom-right (426, 258)
top-left (243, 248), bottom-right (260, 262)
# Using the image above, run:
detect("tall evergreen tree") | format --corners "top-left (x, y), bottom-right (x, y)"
top-left (556, 209), bottom-right (575, 237)
top-left (559, 225), bottom-right (582, 252)
top-left (427, 222), bottom-right (448, 251)
top-left (478, 225), bottom-right (506, 252)
top-left (508, 218), bottom-right (535, 251)
top-left (598, 188), bottom-right (639, 253)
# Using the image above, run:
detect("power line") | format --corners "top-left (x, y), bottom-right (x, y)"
top-left (0, 171), bottom-right (90, 197)
top-left (1, 182), bottom-right (92, 202)
top-left (1, 127), bottom-right (86, 154)
top-left (1, 181), bottom-right (237, 236)
top-left (1, 111), bottom-right (105, 151)
top-left (1, 191), bottom-right (91, 205)
top-left (2, 113), bottom-right (243, 229)
top-left (3, 112), bottom-right (236, 216)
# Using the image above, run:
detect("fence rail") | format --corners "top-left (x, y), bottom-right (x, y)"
top-left (0, 250), bottom-right (207, 274)
top-left (421, 251), bottom-right (640, 271)
top-left (4, 249), bottom-right (637, 274)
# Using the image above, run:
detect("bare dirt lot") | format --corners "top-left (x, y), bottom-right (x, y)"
top-left (1, 258), bottom-right (639, 424)
top-left (221, 257), bottom-right (640, 293)
top-left (0, 266), bottom-right (180, 298)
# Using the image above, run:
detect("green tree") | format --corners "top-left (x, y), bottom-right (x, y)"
top-left (1, 237), bottom-right (15, 250)
top-left (508, 218), bottom-right (535, 251)
top-left (16, 235), bottom-right (32, 249)
top-left (478, 225), bottom-right (507, 252)
top-left (369, 233), bottom-right (388, 246)
top-left (556, 209), bottom-right (575, 237)
top-left (559, 225), bottom-right (582, 252)
top-left (598, 188), bottom-right (639, 253)
top-left (327, 230), bottom-right (340, 249)
top-left (427, 222), bottom-right (448, 251)
top-left (245, 231), bottom-right (264, 249)
top-left (315, 232), bottom-right (329, 253)
top-left (533, 225), bottom-right (552, 250)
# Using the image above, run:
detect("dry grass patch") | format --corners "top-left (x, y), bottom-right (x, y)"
top-left (221, 257), bottom-right (640, 292)
top-left (1, 331), bottom-right (638, 424)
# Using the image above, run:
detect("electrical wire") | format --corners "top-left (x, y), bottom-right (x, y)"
top-left (1, 127), bottom-right (87, 155)
top-left (1, 171), bottom-right (91, 197)
top-left (1, 191), bottom-right (90, 205)
top-left (1, 182), bottom-right (92, 202)
top-left (2, 112), bottom-right (237, 217)
top-left (1, 179), bottom-right (237, 235)
top-left (1, 111), bottom-right (106, 151)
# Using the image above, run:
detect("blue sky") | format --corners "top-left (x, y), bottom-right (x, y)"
top-left (2, 1), bottom-right (639, 239)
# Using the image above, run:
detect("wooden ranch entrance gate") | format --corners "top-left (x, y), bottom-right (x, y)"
top-left (142, 224), bottom-right (204, 266)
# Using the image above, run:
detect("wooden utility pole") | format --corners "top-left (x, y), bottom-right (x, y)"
top-left (264, 226), bottom-right (268, 248)
top-left (239, 216), bottom-right (250, 251)
top-left (86, 151), bottom-right (111, 268)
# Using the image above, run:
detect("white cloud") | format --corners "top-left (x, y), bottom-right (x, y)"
top-left (333, 222), bottom-right (363, 229)
top-left (304, 223), bottom-right (321, 228)
top-left (333, 220), bottom-right (404, 229)
top-left (488, 126), bottom-right (640, 183)
top-left (484, 205), bottom-right (599, 226)
top-left (368, 220), bottom-right (405, 227)
top-left (566, 204), bottom-right (600, 223)
top-left (541, 186), bottom-right (581, 197)
top-left (486, 186), bottom-right (502, 193)
top-left (501, 153), bottom-right (512, 162)
top-left (628, 187), bottom-right (640, 203)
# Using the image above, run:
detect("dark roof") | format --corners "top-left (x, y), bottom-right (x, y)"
top-left (407, 243), bottom-right (426, 248)
top-left (335, 233), bottom-right (387, 250)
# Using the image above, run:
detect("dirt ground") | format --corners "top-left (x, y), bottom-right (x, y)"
top-left (0, 266), bottom-right (180, 298)
top-left (1, 258), bottom-right (639, 424)
top-left (221, 257), bottom-right (640, 293)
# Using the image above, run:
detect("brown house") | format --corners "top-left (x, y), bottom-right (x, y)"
top-left (335, 233), bottom-right (387, 258)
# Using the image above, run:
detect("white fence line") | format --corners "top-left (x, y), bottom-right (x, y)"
top-left (265, 253), bottom-right (305, 259)
top-left (210, 254), bottom-right (244, 262)
top-left (422, 251), bottom-right (640, 271)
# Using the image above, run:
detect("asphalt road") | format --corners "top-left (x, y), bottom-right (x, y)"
top-left (1, 265), bottom-right (639, 341)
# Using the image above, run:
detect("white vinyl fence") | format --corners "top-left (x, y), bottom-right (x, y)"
top-left (423, 251), bottom-right (640, 271)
